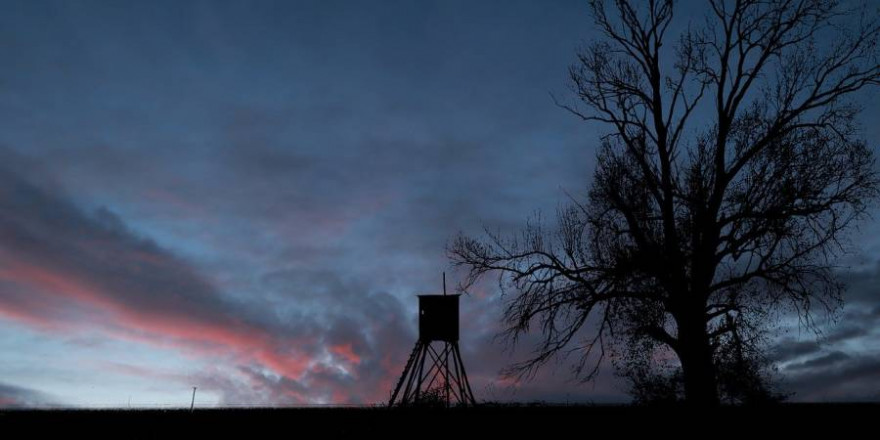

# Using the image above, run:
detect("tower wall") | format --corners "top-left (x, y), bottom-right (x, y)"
top-left (418, 294), bottom-right (459, 342)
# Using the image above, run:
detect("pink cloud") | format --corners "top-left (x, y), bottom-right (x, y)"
top-left (329, 342), bottom-right (361, 366)
top-left (0, 260), bottom-right (316, 384)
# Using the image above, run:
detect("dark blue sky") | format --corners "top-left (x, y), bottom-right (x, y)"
top-left (1, 0), bottom-right (879, 407)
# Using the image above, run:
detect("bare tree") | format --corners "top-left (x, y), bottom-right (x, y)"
top-left (451, 0), bottom-right (880, 405)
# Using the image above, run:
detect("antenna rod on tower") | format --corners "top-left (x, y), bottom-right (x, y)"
top-left (443, 272), bottom-right (446, 296)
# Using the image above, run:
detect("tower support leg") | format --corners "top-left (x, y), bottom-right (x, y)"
top-left (389, 340), bottom-right (477, 407)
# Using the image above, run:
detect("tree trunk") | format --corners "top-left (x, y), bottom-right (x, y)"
top-left (677, 314), bottom-right (719, 406)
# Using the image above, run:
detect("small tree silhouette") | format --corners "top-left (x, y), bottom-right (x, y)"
top-left (413, 387), bottom-right (450, 408)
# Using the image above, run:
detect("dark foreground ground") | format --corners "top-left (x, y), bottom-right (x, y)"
top-left (2, 404), bottom-right (878, 437)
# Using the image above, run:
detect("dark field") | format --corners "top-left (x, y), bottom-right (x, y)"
top-left (2, 404), bottom-right (877, 436)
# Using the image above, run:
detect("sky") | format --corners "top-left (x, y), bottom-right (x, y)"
top-left (0, 0), bottom-right (879, 408)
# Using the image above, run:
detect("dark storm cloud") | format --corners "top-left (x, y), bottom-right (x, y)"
top-left (0, 382), bottom-right (54, 408)
top-left (0, 0), bottom-right (596, 231)
top-left (0, 0), bottom-right (597, 316)
top-left (771, 339), bottom-right (825, 364)
top-left (785, 351), bottom-right (852, 371)
top-left (0, 148), bottom-right (274, 332)
top-left (785, 355), bottom-right (880, 401)
top-left (772, 324), bottom-right (873, 363)
top-left (839, 261), bottom-right (880, 306)
top-left (771, 261), bottom-right (880, 400)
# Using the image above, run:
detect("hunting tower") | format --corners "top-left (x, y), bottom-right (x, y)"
top-left (388, 276), bottom-right (476, 407)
